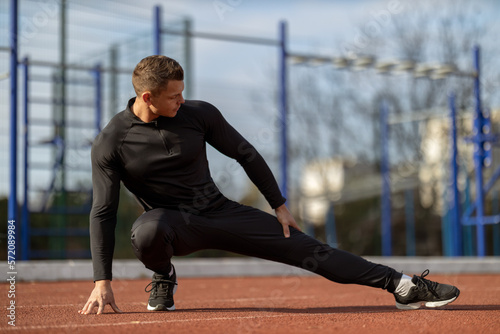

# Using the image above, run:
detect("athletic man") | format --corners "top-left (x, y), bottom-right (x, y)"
top-left (78, 55), bottom-right (459, 315)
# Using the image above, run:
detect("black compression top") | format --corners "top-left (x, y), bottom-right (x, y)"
top-left (90, 98), bottom-right (286, 281)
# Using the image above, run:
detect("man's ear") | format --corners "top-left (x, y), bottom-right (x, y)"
top-left (141, 92), bottom-right (152, 105)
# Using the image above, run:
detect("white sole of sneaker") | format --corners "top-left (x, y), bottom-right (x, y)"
top-left (396, 296), bottom-right (457, 310)
top-left (147, 303), bottom-right (176, 311)
top-left (147, 280), bottom-right (178, 311)
top-left (425, 296), bottom-right (457, 308)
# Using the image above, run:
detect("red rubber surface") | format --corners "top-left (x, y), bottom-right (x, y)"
top-left (1, 274), bottom-right (499, 333)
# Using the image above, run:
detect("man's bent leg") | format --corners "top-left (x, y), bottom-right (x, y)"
top-left (131, 208), bottom-right (204, 276)
top-left (131, 209), bottom-right (176, 276)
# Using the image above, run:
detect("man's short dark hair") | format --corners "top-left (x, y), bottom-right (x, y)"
top-left (132, 55), bottom-right (184, 97)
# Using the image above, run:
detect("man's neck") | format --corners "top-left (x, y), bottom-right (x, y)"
top-left (131, 98), bottom-right (158, 123)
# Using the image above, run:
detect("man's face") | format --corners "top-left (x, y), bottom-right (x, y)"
top-left (148, 80), bottom-right (185, 118)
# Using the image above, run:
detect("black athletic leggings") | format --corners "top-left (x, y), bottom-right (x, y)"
top-left (130, 200), bottom-right (399, 291)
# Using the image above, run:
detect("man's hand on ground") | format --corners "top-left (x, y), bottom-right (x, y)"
top-left (78, 279), bottom-right (123, 315)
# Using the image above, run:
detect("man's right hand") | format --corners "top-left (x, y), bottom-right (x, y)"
top-left (78, 279), bottom-right (123, 315)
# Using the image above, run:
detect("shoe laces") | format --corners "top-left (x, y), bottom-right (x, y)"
top-left (145, 279), bottom-right (177, 297)
top-left (414, 269), bottom-right (439, 298)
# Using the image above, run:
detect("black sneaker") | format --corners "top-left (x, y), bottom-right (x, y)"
top-left (394, 269), bottom-right (460, 310)
top-left (145, 266), bottom-right (178, 311)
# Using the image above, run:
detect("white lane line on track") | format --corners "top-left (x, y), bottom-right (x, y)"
top-left (16, 295), bottom-right (315, 308)
top-left (1, 312), bottom-right (343, 331)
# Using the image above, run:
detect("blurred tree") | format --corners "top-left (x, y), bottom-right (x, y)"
top-left (282, 0), bottom-right (500, 255)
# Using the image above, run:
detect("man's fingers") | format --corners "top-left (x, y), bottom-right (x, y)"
top-left (97, 302), bottom-right (105, 315)
top-left (282, 224), bottom-right (290, 238)
top-left (81, 300), bottom-right (92, 314)
top-left (80, 300), bottom-right (95, 315)
top-left (110, 301), bottom-right (123, 314)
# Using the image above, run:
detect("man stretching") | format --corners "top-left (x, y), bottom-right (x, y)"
top-left (79, 55), bottom-right (459, 315)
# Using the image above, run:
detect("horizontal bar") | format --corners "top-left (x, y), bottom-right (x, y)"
top-left (29, 250), bottom-right (91, 259)
top-left (287, 52), bottom-right (476, 78)
top-left (40, 206), bottom-right (91, 215)
top-left (30, 228), bottom-right (90, 237)
top-left (288, 52), bottom-right (335, 63)
top-left (28, 74), bottom-right (95, 86)
top-left (29, 140), bottom-right (92, 149)
top-left (22, 59), bottom-right (132, 74)
top-left (462, 215), bottom-right (500, 226)
top-left (28, 97), bottom-right (95, 108)
top-left (462, 165), bottom-right (500, 219)
top-left (0, 46), bottom-right (10, 52)
top-left (163, 28), bottom-right (280, 46)
top-left (30, 117), bottom-right (97, 128)
top-left (27, 162), bottom-right (91, 172)
top-left (27, 188), bottom-right (91, 194)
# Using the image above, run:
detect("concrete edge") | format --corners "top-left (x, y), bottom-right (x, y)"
top-left (2, 256), bottom-right (499, 282)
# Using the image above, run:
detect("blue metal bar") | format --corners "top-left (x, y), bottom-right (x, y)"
top-left (30, 250), bottom-right (91, 259)
top-left (442, 200), bottom-right (452, 256)
top-left (462, 164), bottom-right (500, 219)
top-left (279, 21), bottom-right (288, 202)
top-left (473, 45), bottom-right (486, 256)
top-left (493, 191), bottom-right (500, 255)
top-left (405, 189), bottom-right (416, 256)
top-left (29, 117), bottom-right (97, 128)
top-left (94, 64), bottom-right (102, 136)
top-left (482, 165), bottom-right (500, 197)
top-left (463, 215), bottom-right (500, 226)
top-left (162, 27), bottom-right (279, 46)
top-left (154, 5), bottom-right (161, 55)
top-left (27, 97), bottom-right (100, 108)
top-left (463, 176), bottom-right (474, 255)
top-left (449, 92), bottom-right (462, 256)
top-left (8, 0), bottom-right (18, 262)
top-left (380, 99), bottom-right (392, 256)
top-left (325, 203), bottom-right (337, 248)
top-left (30, 228), bottom-right (90, 237)
top-left (21, 57), bottom-right (30, 261)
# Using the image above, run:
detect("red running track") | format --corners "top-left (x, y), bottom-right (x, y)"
top-left (1, 274), bottom-right (499, 333)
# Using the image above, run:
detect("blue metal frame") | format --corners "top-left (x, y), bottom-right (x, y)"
top-left (405, 189), bottom-right (416, 256)
top-left (472, 46), bottom-right (486, 256)
top-left (8, 0), bottom-right (18, 259)
top-left (326, 202), bottom-right (337, 248)
top-left (93, 64), bottom-right (102, 135)
top-left (21, 57), bottom-right (30, 261)
top-left (279, 21), bottom-right (288, 201)
top-left (449, 92), bottom-right (462, 256)
top-left (154, 5), bottom-right (161, 55)
top-left (380, 100), bottom-right (392, 256)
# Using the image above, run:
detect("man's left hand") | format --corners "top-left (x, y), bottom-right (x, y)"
top-left (275, 204), bottom-right (302, 238)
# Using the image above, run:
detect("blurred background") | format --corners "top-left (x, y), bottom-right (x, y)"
top-left (1, 0), bottom-right (500, 261)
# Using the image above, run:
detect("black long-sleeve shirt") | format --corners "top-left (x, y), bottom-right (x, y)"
top-left (90, 98), bottom-right (286, 281)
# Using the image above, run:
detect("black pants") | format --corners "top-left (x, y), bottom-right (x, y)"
top-left (131, 200), bottom-right (399, 291)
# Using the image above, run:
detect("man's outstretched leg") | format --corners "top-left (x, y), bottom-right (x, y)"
top-left (201, 201), bottom-right (460, 310)
top-left (393, 269), bottom-right (459, 310)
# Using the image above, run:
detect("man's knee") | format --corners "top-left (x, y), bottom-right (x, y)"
top-left (131, 210), bottom-right (174, 253)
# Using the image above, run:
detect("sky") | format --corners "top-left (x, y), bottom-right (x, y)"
top-left (1, 0), bottom-right (499, 203)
